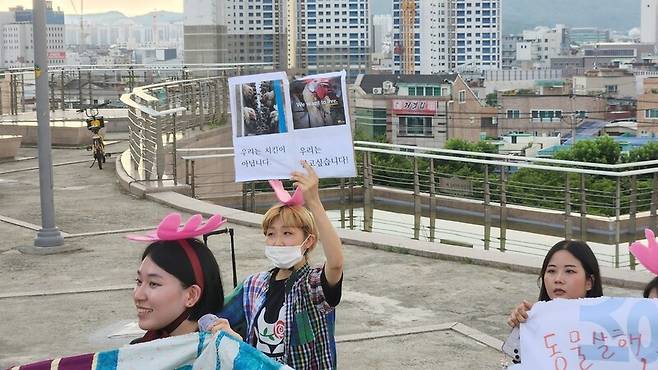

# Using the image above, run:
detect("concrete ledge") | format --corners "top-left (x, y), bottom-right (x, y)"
top-left (0, 122), bottom-right (91, 146)
top-left (115, 150), bottom-right (192, 198)
top-left (0, 135), bottom-right (21, 159)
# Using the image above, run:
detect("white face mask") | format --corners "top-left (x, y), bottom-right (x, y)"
top-left (265, 236), bottom-right (310, 269)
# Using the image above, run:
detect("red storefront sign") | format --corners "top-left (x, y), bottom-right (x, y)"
top-left (47, 51), bottom-right (66, 59)
top-left (391, 99), bottom-right (438, 115)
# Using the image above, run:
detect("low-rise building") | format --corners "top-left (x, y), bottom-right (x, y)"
top-left (572, 68), bottom-right (636, 98)
top-left (353, 73), bottom-right (495, 147)
top-left (497, 92), bottom-right (607, 137)
top-left (495, 132), bottom-right (561, 156)
top-left (637, 77), bottom-right (658, 136)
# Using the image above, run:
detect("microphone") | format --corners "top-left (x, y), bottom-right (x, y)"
top-left (198, 313), bottom-right (221, 332)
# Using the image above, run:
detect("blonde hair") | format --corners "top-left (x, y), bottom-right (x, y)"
top-left (262, 204), bottom-right (319, 252)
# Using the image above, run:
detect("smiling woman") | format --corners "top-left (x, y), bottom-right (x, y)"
top-left (131, 238), bottom-right (224, 344)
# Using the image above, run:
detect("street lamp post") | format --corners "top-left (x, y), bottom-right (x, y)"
top-left (32, 0), bottom-right (64, 248)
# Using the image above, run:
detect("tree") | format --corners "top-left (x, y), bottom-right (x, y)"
top-left (554, 136), bottom-right (621, 164)
top-left (485, 92), bottom-right (497, 107)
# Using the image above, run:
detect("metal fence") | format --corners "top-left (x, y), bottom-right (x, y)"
top-left (120, 64), bottom-right (269, 181)
top-left (178, 142), bottom-right (658, 270)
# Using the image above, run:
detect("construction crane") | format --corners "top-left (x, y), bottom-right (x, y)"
top-left (400, 0), bottom-right (415, 74)
top-left (69, 0), bottom-right (86, 46)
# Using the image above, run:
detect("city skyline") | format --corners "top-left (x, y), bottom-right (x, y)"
top-left (8, 0), bottom-right (183, 17)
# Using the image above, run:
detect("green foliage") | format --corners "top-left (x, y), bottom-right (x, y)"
top-left (485, 92), bottom-right (498, 107)
top-left (624, 141), bottom-right (658, 163)
top-left (553, 136), bottom-right (621, 164)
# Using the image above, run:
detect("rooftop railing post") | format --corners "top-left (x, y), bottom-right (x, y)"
top-left (413, 156), bottom-right (421, 240)
top-left (242, 182), bottom-right (248, 211)
top-left (499, 163), bottom-right (507, 252)
top-left (250, 182), bottom-right (256, 212)
top-left (649, 172), bottom-right (658, 230)
top-left (190, 160), bottom-right (196, 198)
top-left (154, 104), bottom-right (165, 181)
top-left (77, 68), bottom-right (82, 108)
top-left (339, 178), bottom-right (346, 229)
top-left (363, 151), bottom-right (373, 232)
top-left (60, 70), bottom-right (65, 110)
top-left (579, 174), bottom-right (587, 241)
top-left (483, 164), bottom-right (491, 250)
top-left (172, 113), bottom-right (178, 186)
top-left (564, 173), bottom-right (572, 240)
top-left (429, 158), bottom-right (437, 242)
top-left (198, 81), bottom-right (204, 127)
top-left (349, 176), bottom-right (355, 230)
top-left (615, 177), bottom-right (621, 268)
top-left (87, 70), bottom-right (92, 105)
top-left (49, 73), bottom-right (55, 112)
top-left (20, 73), bottom-right (25, 112)
top-left (629, 175), bottom-right (638, 270)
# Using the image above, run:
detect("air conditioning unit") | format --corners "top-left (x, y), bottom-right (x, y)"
top-left (382, 81), bottom-right (394, 90)
top-left (372, 87), bottom-right (383, 95)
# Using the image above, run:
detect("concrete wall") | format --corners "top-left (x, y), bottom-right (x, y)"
top-left (0, 123), bottom-right (90, 146)
top-left (0, 135), bottom-right (21, 158)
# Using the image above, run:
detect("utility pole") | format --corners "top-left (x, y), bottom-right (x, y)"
top-left (32, 0), bottom-right (65, 249)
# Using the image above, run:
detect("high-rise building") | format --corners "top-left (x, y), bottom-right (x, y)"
top-left (1, 3), bottom-right (65, 68)
top-left (183, 0), bottom-right (287, 68)
top-left (641, 0), bottom-right (658, 50)
top-left (183, 0), bottom-right (371, 78)
top-left (392, 0), bottom-right (501, 75)
top-left (292, 0), bottom-right (370, 79)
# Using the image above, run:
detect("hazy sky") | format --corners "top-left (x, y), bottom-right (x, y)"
top-left (9, 0), bottom-right (183, 16)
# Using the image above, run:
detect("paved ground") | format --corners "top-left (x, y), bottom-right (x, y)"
top-left (0, 134), bottom-right (643, 369)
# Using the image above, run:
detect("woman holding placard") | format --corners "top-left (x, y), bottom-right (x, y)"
top-left (506, 240), bottom-right (603, 328)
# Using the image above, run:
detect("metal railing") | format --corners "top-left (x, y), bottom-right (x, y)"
top-left (119, 63), bottom-right (270, 181)
top-left (179, 142), bottom-right (658, 270)
top-left (1, 63), bottom-right (272, 114)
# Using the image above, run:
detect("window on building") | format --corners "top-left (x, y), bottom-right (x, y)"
top-left (399, 116), bottom-right (432, 137)
top-left (531, 110), bottom-right (562, 122)
top-left (646, 109), bottom-right (658, 119)
top-left (408, 87), bottom-right (416, 96)
top-left (605, 85), bottom-right (618, 94)
top-left (459, 90), bottom-right (466, 103)
top-left (506, 109), bottom-right (520, 119)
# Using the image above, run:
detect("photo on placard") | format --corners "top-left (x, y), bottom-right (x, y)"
top-left (290, 74), bottom-right (346, 130)
top-left (234, 78), bottom-right (289, 137)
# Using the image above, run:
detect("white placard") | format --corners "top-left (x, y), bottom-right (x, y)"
top-left (229, 71), bottom-right (356, 182)
top-left (508, 297), bottom-right (658, 370)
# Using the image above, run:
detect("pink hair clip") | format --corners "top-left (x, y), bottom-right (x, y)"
top-left (269, 179), bottom-right (304, 206)
top-left (127, 213), bottom-right (226, 242)
top-left (629, 228), bottom-right (658, 275)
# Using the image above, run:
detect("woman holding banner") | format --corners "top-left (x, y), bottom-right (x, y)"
top-left (128, 213), bottom-right (227, 344)
top-left (212, 161), bottom-right (344, 369)
top-left (507, 240), bottom-right (603, 328)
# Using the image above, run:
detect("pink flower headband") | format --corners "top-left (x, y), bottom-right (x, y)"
top-left (629, 228), bottom-right (658, 275)
top-left (269, 179), bottom-right (304, 206)
top-left (127, 213), bottom-right (226, 293)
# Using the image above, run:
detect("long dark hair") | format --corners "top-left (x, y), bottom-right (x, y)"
top-left (142, 238), bottom-right (224, 320)
top-left (644, 276), bottom-right (658, 298)
top-left (538, 240), bottom-right (603, 301)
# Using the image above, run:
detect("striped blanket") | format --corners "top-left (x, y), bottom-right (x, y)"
top-left (8, 331), bottom-right (292, 370)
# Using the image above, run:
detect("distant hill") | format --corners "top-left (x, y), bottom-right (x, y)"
top-left (70, 1), bottom-right (641, 34)
top-left (65, 11), bottom-right (183, 26)
top-left (371, 0), bottom-right (640, 34)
